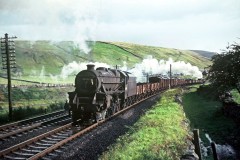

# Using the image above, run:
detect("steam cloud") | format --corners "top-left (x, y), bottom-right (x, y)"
top-left (59, 55), bottom-right (202, 82)
top-left (60, 61), bottom-right (110, 79)
top-left (27, 56), bottom-right (202, 83)
top-left (124, 55), bottom-right (203, 82)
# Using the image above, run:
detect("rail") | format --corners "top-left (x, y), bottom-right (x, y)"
top-left (0, 110), bottom-right (65, 130)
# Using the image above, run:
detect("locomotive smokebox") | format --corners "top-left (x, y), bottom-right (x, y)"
top-left (87, 64), bottom-right (95, 70)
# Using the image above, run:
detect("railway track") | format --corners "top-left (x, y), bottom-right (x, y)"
top-left (0, 91), bottom-right (161, 160)
top-left (0, 110), bottom-right (69, 141)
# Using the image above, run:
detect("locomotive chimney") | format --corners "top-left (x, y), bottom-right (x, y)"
top-left (87, 64), bottom-right (95, 70)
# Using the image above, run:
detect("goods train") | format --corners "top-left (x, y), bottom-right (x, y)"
top-left (68, 64), bottom-right (201, 124)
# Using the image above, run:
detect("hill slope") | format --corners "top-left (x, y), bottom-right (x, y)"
top-left (108, 41), bottom-right (212, 68)
top-left (0, 40), bottom-right (211, 83)
top-left (190, 50), bottom-right (216, 59)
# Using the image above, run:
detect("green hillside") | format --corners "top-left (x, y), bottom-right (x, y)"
top-left (190, 50), bottom-right (216, 59)
top-left (0, 40), bottom-right (211, 84)
top-left (108, 41), bottom-right (212, 68)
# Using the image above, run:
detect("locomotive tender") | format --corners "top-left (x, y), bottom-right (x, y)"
top-left (68, 64), bottom-right (201, 124)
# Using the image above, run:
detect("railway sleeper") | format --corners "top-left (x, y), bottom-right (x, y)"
top-left (35, 142), bottom-right (53, 146)
top-left (56, 132), bottom-right (70, 136)
top-left (51, 135), bottom-right (68, 139)
top-left (28, 145), bottom-right (48, 149)
top-left (21, 148), bottom-right (41, 153)
top-left (13, 151), bottom-right (35, 156)
top-left (40, 139), bottom-right (58, 144)
top-left (46, 137), bottom-right (62, 141)
top-left (4, 155), bottom-right (26, 160)
top-left (53, 149), bottom-right (63, 153)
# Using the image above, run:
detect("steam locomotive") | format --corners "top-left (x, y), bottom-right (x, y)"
top-left (68, 64), bottom-right (201, 124)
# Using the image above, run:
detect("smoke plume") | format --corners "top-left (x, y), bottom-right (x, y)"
top-left (126, 55), bottom-right (203, 82)
top-left (60, 61), bottom-right (110, 79)
top-left (59, 56), bottom-right (202, 82)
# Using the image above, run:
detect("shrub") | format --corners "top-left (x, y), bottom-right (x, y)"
top-left (0, 102), bottom-right (64, 123)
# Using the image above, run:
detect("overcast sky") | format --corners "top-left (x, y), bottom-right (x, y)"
top-left (0, 0), bottom-right (239, 52)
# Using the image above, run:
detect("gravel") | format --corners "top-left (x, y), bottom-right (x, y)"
top-left (53, 95), bottom-right (161, 160)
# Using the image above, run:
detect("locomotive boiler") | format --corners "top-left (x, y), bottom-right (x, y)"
top-left (68, 64), bottom-right (136, 124)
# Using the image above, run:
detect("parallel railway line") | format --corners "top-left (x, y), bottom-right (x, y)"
top-left (0, 110), bottom-right (69, 141)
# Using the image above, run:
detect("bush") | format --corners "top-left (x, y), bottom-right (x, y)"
top-left (0, 112), bottom-right (9, 124)
top-left (12, 106), bottom-right (46, 121)
top-left (0, 102), bottom-right (64, 123)
top-left (48, 102), bottom-right (64, 112)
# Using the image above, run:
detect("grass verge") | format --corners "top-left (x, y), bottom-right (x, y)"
top-left (100, 88), bottom-right (190, 160)
top-left (182, 85), bottom-right (236, 144)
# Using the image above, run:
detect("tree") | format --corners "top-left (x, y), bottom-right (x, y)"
top-left (208, 42), bottom-right (240, 94)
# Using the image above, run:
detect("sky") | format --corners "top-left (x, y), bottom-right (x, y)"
top-left (0, 0), bottom-right (239, 53)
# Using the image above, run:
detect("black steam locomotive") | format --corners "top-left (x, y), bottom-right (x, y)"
top-left (68, 64), bottom-right (201, 124)
top-left (68, 64), bottom-right (136, 124)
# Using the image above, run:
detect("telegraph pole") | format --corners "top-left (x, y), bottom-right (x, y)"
top-left (1, 33), bottom-right (17, 121)
top-left (169, 64), bottom-right (172, 88)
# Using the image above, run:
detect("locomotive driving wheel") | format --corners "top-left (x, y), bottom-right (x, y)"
top-left (106, 99), bottom-right (120, 117)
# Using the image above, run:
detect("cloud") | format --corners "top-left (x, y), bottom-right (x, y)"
top-left (94, 0), bottom-right (240, 51)
top-left (98, 0), bottom-right (240, 23)
top-left (0, 0), bottom-right (239, 52)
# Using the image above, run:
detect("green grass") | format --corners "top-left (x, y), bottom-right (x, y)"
top-left (100, 89), bottom-right (189, 160)
top-left (231, 89), bottom-right (240, 104)
top-left (182, 85), bottom-right (236, 144)
top-left (92, 42), bottom-right (140, 68)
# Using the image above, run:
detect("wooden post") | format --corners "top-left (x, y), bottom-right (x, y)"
top-left (193, 129), bottom-right (202, 160)
top-left (170, 64), bottom-right (172, 88)
top-left (3, 33), bottom-right (13, 121)
top-left (211, 142), bottom-right (219, 160)
top-left (147, 73), bottom-right (149, 83)
top-left (1, 33), bottom-right (17, 121)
